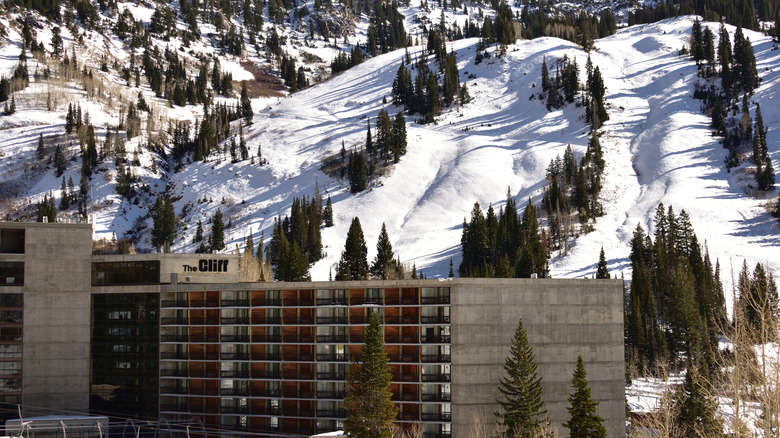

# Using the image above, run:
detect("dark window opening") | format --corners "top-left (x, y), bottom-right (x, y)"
top-left (0, 263), bottom-right (23, 286)
top-left (92, 261), bottom-right (160, 286)
top-left (0, 230), bottom-right (24, 254)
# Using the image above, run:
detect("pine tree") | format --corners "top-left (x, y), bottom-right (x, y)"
top-left (323, 195), bottom-right (334, 227)
top-left (495, 318), bottom-right (548, 437)
top-left (59, 176), bottom-right (69, 210)
top-left (54, 144), bottom-right (66, 177)
top-left (674, 361), bottom-right (722, 437)
top-left (335, 217), bottom-right (369, 280)
top-left (151, 196), bottom-right (176, 251)
top-left (343, 312), bottom-right (397, 438)
top-left (348, 150), bottom-right (367, 193)
top-left (211, 209), bottom-right (225, 251)
top-left (563, 354), bottom-right (606, 438)
top-left (596, 247), bottom-right (609, 279)
top-left (240, 81), bottom-right (252, 124)
top-left (194, 220), bottom-right (204, 243)
top-left (370, 223), bottom-right (395, 279)
top-left (541, 56), bottom-right (550, 92)
top-left (37, 133), bottom-right (45, 159)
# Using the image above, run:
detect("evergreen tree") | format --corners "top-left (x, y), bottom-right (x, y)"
top-left (343, 312), bottom-right (397, 438)
top-left (211, 208), bottom-right (225, 251)
top-left (59, 176), bottom-right (69, 210)
top-left (563, 354), bottom-right (606, 438)
top-left (595, 247), bottom-right (609, 279)
top-left (335, 217), bottom-right (369, 280)
top-left (240, 81), bottom-right (252, 124)
top-left (54, 145), bottom-right (66, 177)
top-left (541, 56), bottom-right (550, 92)
top-left (194, 220), bottom-right (204, 243)
top-left (323, 195), bottom-right (334, 227)
top-left (348, 150), bottom-right (367, 193)
top-left (150, 195), bottom-right (176, 251)
top-left (495, 318), bottom-right (548, 437)
top-left (36, 133), bottom-right (45, 159)
top-left (674, 361), bottom-right (722, 437)
top-left (370, 223), bottom-right (395, 279)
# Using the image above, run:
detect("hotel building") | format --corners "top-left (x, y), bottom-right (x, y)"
top-left (0, 221), bottom-right (625, 437)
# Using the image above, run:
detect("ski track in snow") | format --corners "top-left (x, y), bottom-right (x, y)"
top-left (0, 14), bottom-right (778, 296)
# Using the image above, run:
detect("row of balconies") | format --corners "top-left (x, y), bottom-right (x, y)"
top-left (161, 296), bottom-right (451, 308)
top-left (160, 315), bottom-right (451, 326)
top-left (159, 370), bottom-right (452, 383)
top-left (157, 406), bottom-right (451, 422)
top-left (160, 334), bottom-right (450, 344)
top-left (160, 351), bottom-right (450, 363)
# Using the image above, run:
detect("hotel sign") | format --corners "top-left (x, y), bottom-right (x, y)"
top-left (182, 259), bottom-right (231, 273)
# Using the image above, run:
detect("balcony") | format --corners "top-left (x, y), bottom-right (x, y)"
top-left (421, 412), bottom-right (452, 422)
top-left (397, 355), bottom-right (419, 362)
top-left (254, 317), bottom-right (282, 324)
top-left (160, 369), bottom-right (188, 377)
top-left (421, 296), bottom-right (450, 305)
top-left (161, 300), bottom-right (188, 308)
top-left (316, 298), bottom-right (348, 306)
top-left (253, 335), bottom-right (282, 343)
top-left (317, 391), bottom-right (346, 399)
top-left (317, 335), bottom-right (348, 343)
top-left (317, 372), bottom-right (346, 380)
top-left (188, 300), bottom-right (220, 307)
top-left (421, 354), bottom-right (450, 363)
top-left (395, 373), bottom-right (419, 382)
top-left (284, 317), bottom-right (316, 324)
top-left (220, 335), bottom-right (250, 342)
top-left (317, 410), bottom-right (347, 418)
top-left (221, 299), bottom-right (250, 307)
top-left (160, 317), bottom-right (188, 325)
top-left (398, 412), bottom-right (419, 421)
top-left (384, 316), bottom-right (420, 324)
top-left (160, 352), bottom-right (189, 360)
top-left (220, 388), bottom-right (250, 396)
top-left (220, 370), bottom-right (250, 378)
top-left (317, 316), bottom-right (348, 324)
top-left (316, 353), bottom-right (346, 362)
top-left (421, 335), bottom-right (451, 344)
top-left (159, 404), bottom-right (189, 412)
top-left (421, 374), bottom-right (451, 382)
top-left (220, 317), bottom-right (250, 325)
top-left (421, 316), bottom-right (450, 324)
top-left (220, 406), bottom-right (249, 414)
top-left (220, 352), bottom-right (250, 361)
top-left (253, 353), bottom-right (282, 361)
top-left (393, 393), bottom-right (419, 402)
top-left (421, 393), bottom-right (451, 402)
top-left (159, 387), bottom-right (189, 395)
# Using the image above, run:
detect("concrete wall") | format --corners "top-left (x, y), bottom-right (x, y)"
top-left (92, 253), bottom-right (240, 284)
top-left (450, 278), bottom-right (624, 438)
top-left (15, 223), bottom-right (93, 415)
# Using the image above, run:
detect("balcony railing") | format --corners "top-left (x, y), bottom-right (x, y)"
top-left (220, 352), bottom-right (250, 361)
top-left (159, 404), bottom-right (189, 412)
top-left (421, 354), bottom-right (451, 363)
top-left (421, 296), bottom-right (450, 305)
top-left (421, 374), bottom-right (451, 382)
top-left (317, 410), bottom-right (347, 418)
top-left (220, 370), bottom-right (250, 378)
top-left (160, 369), bottom-right (188, 377)
top-left (317, 316), bottom-right (348, 324)
top-left (421, 393), bottom-right (452, 402)
top-left (316, 353), bottom-right (346, 362)
top-left (159, 387), bottom-right (188, 395)
top-left (220, 335), bottom-right (250, 342)
top-left (253, 335), bottom-right (282, 343)
top-left (221, 299), bottom-right (250, 307)
top-left (220, 388), bottom-right (250, 396)
top-left (160, 335), bottom-right (188, 342)
top-left (254, 317), bottom-right (282, 324)
top-left (316, 298), bottom-right (348, 306)
top-left (317, 372), bottom-right (346, 380)
top-left (421, 316), bottom-right (450, 324)
top-left (317, 335), bottom-right (348, 343)
top-left (395, 373), bottom-right (419, 382)
top-left (317, 391), bottom-right (346, 399)
top-left (160, 317), bottom-right (189, 325)
top-left (393, 393), bottom-right (419, 402)
top-left (221, 317), bottom-right (250, 325)
top-left (160, 352), bottom-right (189, 360)
top-left (421, 412), bottom-right (452, 422)
top-left (421, 335), bottom-right (451, 343)
top-left (253, 353), bottom-right (282, 361)
top-left (220, 406), bottom-right (249, 414)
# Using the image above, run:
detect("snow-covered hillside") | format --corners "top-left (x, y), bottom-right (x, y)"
top-left (0, 10), bottom-right (777, 293)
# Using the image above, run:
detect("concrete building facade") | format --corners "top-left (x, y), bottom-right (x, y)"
top-left (0, 222), bottom-right (625, 438)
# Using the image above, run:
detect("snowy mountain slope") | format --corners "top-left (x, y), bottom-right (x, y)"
top-left (548, 18), bottom-right (780, 302)
top-left (0, 10), bottom-right (777, 292)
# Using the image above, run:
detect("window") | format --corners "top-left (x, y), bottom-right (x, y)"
top-left (0, 263), bottom-right (24, 286)
top-left (92, 261), bottom-right (160, 286)
top-left (365, 288), bottom-right (382, 304)
top-left (0, 229), bottom-right (24, 254)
